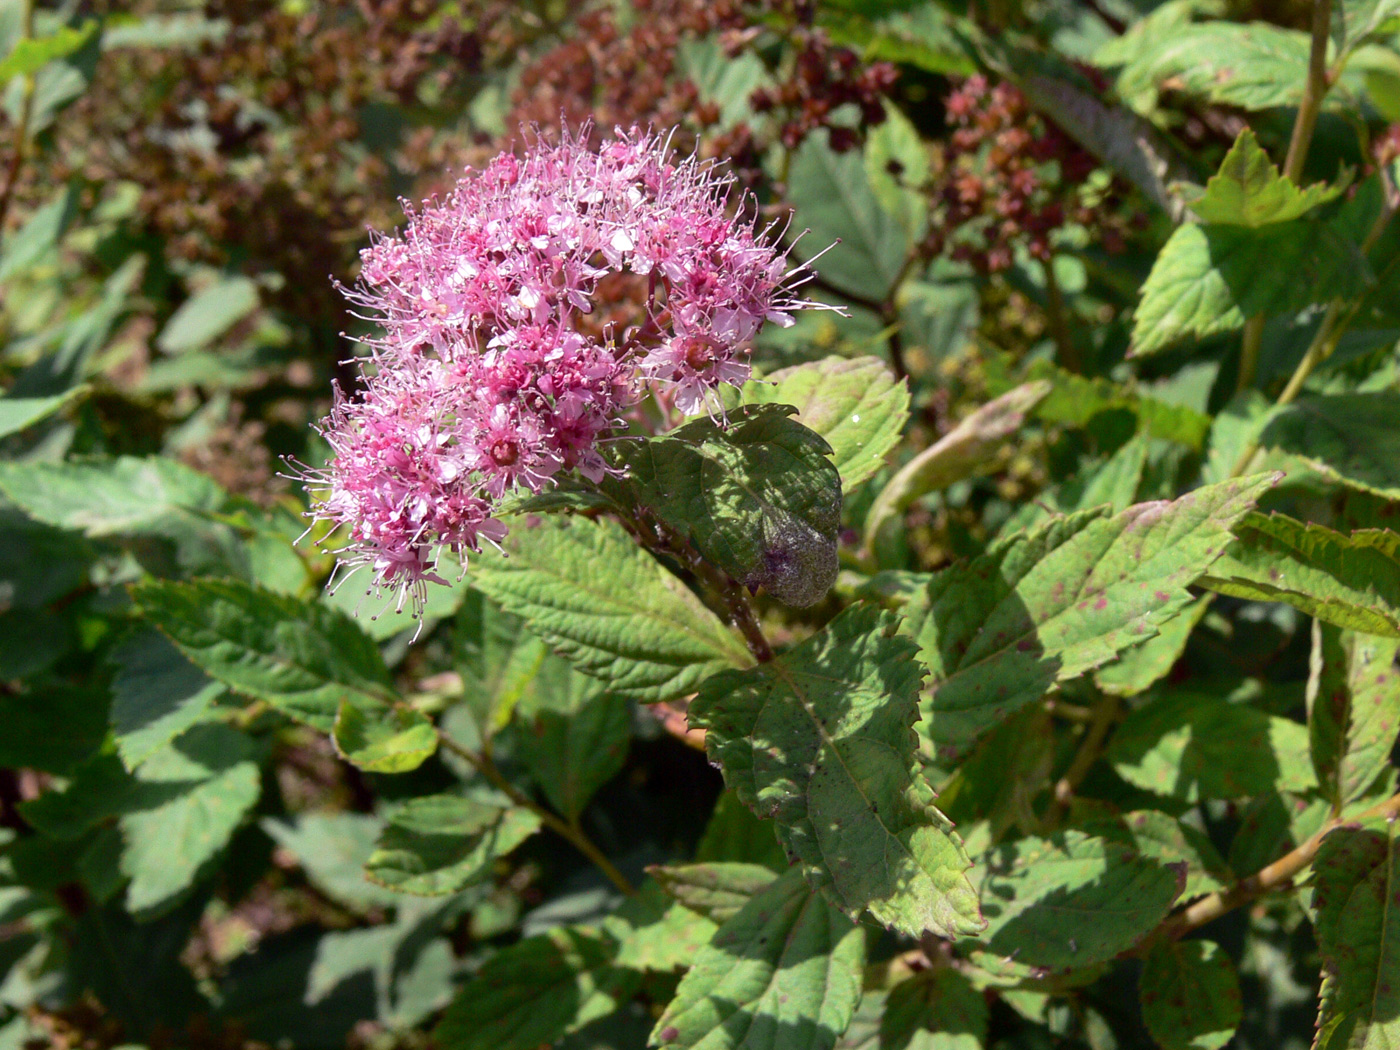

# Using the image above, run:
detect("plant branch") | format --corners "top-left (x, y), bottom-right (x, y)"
top-left (436, 727), bottom-right (637, 897)
top-left (0, 0), bottom-right (38, 236)
top-left (1159, 789), bottom-right (1400, 940)
top-left (1283, 0), bottom-right (1334, 184)
top-left (1040, 255), bottom-right (1080, 374)
top-left (1050, 693), bottom-right (1121, 815)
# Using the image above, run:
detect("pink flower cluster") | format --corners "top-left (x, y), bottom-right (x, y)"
top-left (303, 126), bottom-right (829, 614)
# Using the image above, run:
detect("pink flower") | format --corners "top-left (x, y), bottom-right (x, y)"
top-left (302, 124), bottom-right (833, 617)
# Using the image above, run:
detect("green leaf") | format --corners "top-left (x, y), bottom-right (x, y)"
top-left (1311, 819), bottom-right (1400, 1050)
top-left (863, 381), bottom-right (1049, 552)
top-left (616, 404), bottom-right (841, 608)
top-left (109, 629), bottom-right (224, 770)
top-left (1187, 128), bottom-right (1344, 226)
top-left (830, 4), bottom-right (977, 77)
top-left (0, 184), bottom-right (76, 281)
top-left (787, 130), bottom-right (912, 301)
top-left (0, 387), bottom-right (82, 442)
top-left (157, 275), bottom-right (261, 354)
top-left (907, 474), bottom-right (1278, 753)
top-left (971, 831), bottom-right (1185, 972)
top-left (676, 36), bottom-right (770, 131)
top-left (118, 723), bottom-right (261, 918)
top-left (332, 700), bottom-right (438, 774)
top-left (1131, 220), bottom-right (1368, 357)
top-left (690, 603), bottom-right (984, 939)
top-left (434, 926), bottom-right (641, 1050)
top-left (1120, 22), bottom-right (1312, 110)
top-left (0, 685), bottom-right (108, 775)
top-left (1095, 595), bottom-right (1210, 697)
top-left (514, 653), bottom-right (630, 822)
top-left (0, 20), bottom-right (95, 81)
top-left (651, 867), bottom-right (866, 1050)
top-left (733, 355), bottom-right (910, 493)
top-left (1335, 0), bottom-right (1400, 55)
top-left (605, 882), bottom-right (719, 972)
top-left (864, 102), bottom-right (929, 241)
top-left (1107, 693), bottom-right (1316, 802)
top-left (132, 577), bottom-right (393, 730)
top-left (1139, 940), bottom-right (1243, 1050)
top-left (695, 789), bottom-right (790, 871)
top-left (1257, 392), bottom-right (1400, 500)
top-left (364, 793), bottom-right (542, 896)
top-left (454, 588), bottom-right (550, 733)
top-left (873, 968), bottom-right (988, 1050)
top-left (1308, 624), bottom-right (1400, 809)
top-left (1098, 810), bottom-right (1233, 901)
top-left (470, 515), bottom-right (752, 703)
top-left (1199, 513), bottom-right (1400, 637)
top-left (649, 862), bottom-right (779, 924)
top-left (260, 812), bottom-right (402, 911)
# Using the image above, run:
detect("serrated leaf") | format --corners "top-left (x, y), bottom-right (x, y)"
top-left (874, 968), bottom-right (988, 1050)
top-left (1093, 810), bottom-right (1233, 901)
top-left (1107, 693), bottom-right (1316, 802)
top-left (118, 723), bottom-right (261, 918)
top-left (1120, 22), bottom-right (1312, 110)
top-left (1311, 819), bottom-right (1400, 1050)
top-left (651, 867), bottom-right (866, 1050)
top-left (605, 882), bottom-right (719, 972)
top-left (1139, 940), bottom-right (1242, 1050)
top-left (260, 813), bottom-right (402, 911)
top-left (1187, 128), bottom-right (1344, 226)
top-left (787, 130), bottom-right (912, 301)
top-left (133, 578), bottom-right (393, 730)
top-left (514, 652), bottom-right (630, 821)
top-left (109, 629), bottom-right (224, 770)
top-left (689, 603), bottom-right (984, 939)
top-left (332, 700), bottom-right (438, 774)
top-left (1257, 392), bottom-right (1400, 499)
top-left (1309, 623), bottom-right (1400, 810)
top-left (1131, 220), bottom-right (1367, 357)
top-left (434, 926), bottom-right (640, 1050)
top-left (650, 862), bottom-right (779, 924)
top-left (907, 474), bottom-right (1277, 753)
top-left (971, 831), bottom-right (1184, 972)
top-left (365, 794), bottom-right (542, 896)
top-left (157, 275), bottom-right (260, 354)
top-left (470, 515), bottom-right (752, 703)
top-left (1199, 513), bottom-right (1400, 637)
top-left (1095, 595), bottom-right (1208, 697)
top-left (616, 404), bottom-right (841, 608)
top-left (734, 356), bottom-right (910, 493)
top-left (863, 381), bottom-right (1049, 552)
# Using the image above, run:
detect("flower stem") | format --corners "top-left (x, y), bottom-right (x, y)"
top-left (0, 0), bottom-right (38, 236)
top-left (436, 727), bottom-right (637, 897)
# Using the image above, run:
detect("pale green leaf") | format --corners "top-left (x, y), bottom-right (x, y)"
top-left (863, 381), bottom-right (1049, 552)
top-left (690, 603), bottom-right (984, 939)
top-left (434, 926), bottom-right (641, 1050)
top-left (1199, 513), bottom-right (1400, 637)
top-left (1311, 819), bottom-right (1400, 1050)
top-left (470, 515), bottom-right (752, 703)
top-left (133, 577), bottom-right (393, 730)
top-left (605, 882), bottom-right (719, 973)
top-left (1107, 693), bottom-right (1316, 801)
top-left (1095, 595), bottom-right (1210, 697)
top-left (651, 868), bottom-right (866, 1050)
top-left (0, 185), bottom-right (75, 281)
top-left (734, 355), bottom-right (910, 493)
top-left (1187, 128), bottom-right (1344, 226)
top-left (864, 103), bottom-right (929, 241)
top-left (1088, 809), bottom-right (1233, 900)
top-left (260, 812), bottom-right (402, 911)
top-left (1140, 940), bottom-right (1242, 1050)
top-left (332, 700), bottom-right (438, 774)
top-left (650, 862), bottom-right (779, 924)
top-left (616, 405), bottom-right (841, 608)
top-left (1120, 22), bottom-right (1312, 110)
top-left (157, 275), bottom-right (260, 353)
top-left (0, 20), bottom-right (94, 81)
top-left (907, 474), bottom-right (1277, 753)
top-left (365, 794), bottom-right (542, 896)
top-left (1308, 623), bottom-right (1400, 809)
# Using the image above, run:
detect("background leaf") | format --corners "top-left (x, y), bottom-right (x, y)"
top-left (1139, 940), bottom-right (1243, 1050)
top-left (1308, 623), bottom-right (1400, 810)
top-left (365, 794), bottom-right (542, 896)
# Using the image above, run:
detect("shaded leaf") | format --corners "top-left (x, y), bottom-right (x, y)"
top-left (454, 588), bottom-right (550, 733)
top-left (1107, 693), bottom-right (1316, 802)
top-left (1200, 513), bottom-right (1400, 637)
top-left (1187, 128), bottom-right (1344, 226)
top-left (434, 926), bottom-right (640, 1050)
top-left (875, 968), bottom-right (988, 1050)
top-left (650, 862), bottom-right (779, 924)
top-left (471, 515), bottom-right (752, 702)
top-left (1309, 623), bottom-right (1400, 809)
top-left (1139, 940), bottom-right (1242, 1050)
top-left (109, 629), bottom-right (223, 770)
top-left (133, 577), bottom-right (393, 730)
top-left (1258, 392), bottom-right (1400, 499)
top-left (365, 794), bottom-right (542, 896)
top-left (0, 387), bottom-right (84, 439)
top-left (332, 700), bottom-right (438, 774)
top-left (734, 356), bottom-right (910, 493)
top-left (690, 603), bottom-right (984, 939)
top-left (605, 882), bottom-right (718, 973)
top-left (651, 868), bottom-right (866, 1050)
top-left (260, 813), bottom-right (402, 911)
top-left (617, 404), bottom-right (841, 608)
top-left (907, 474), bottom-right (1277, 754)
top-left (1311, 819), bottom-right (1400, 1050)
